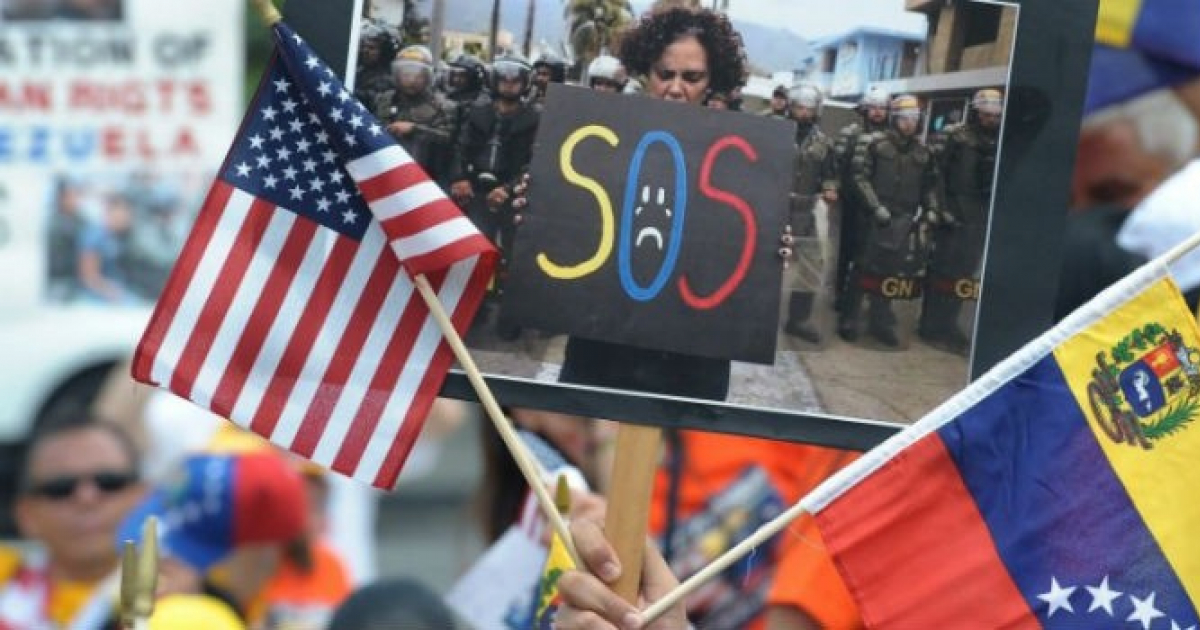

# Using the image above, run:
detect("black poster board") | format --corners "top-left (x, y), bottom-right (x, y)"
top-left (285, 0), bottom-right (1099, 452)
top-left (503, 84), bottom-right (794, 364)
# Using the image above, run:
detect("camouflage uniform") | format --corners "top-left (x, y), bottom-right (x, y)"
top-left (372, 89), bottom-right (457, 182)
top-left (832, 117), bottom-right (889, 313)
top-left (919, 119), bottom-right (998, 349)
top-left (784, 123), bottom-right (839, 342)
top-left (842, 128), bottom-right (941, 346)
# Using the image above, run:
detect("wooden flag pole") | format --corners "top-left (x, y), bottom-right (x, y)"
top-left (604, 424), bottom-right (662, 602)
top-left (413, 275), bottom-right (580, 566)
top-left (251, 0), bottom-right (281, 25)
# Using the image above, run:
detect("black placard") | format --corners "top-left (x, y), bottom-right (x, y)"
top-left (502, 85), bottom-right (794, 364)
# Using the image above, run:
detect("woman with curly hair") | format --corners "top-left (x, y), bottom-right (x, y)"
top-left (617, 5), bottom-right (747, 105)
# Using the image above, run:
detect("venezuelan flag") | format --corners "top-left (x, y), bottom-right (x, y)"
top-left (532, 527), bottom-right (576, 629)
top-left (802, 261), bottom-right (1200, 627)
top-left (1086, 0), bottom-right (1200, 113)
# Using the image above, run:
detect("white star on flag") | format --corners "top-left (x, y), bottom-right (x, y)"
top-left (1037, 577), bottom-right (1076, 617)
top-left (1086, 575), bottom-right (1122, 616)
top-left (1128, 592), bottom-right (1165, 630)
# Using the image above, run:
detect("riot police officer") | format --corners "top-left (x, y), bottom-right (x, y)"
top-left (530, 50), bottom-right (568, 106)
top-left (354, 21), bottom-right (399, 107)
top-left (783, 82), bottom-right (839, 344)
top-left (587, 54), bottom-right (628, 93)
top-left (372, 45), bottom-right (457, 181)
top-left (918, 88), bottom-right (1003, 354)
top-left (443, 53), bottom-right (490, 110)
top-left (842, 94), bottom-right (942, 348)
top-left (833, 86), bottom-right (891, 316)
top-left (449, 54), bottom-right (540, 299)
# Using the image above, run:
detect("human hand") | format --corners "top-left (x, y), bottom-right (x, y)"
top-left (555, 519), bottom-right (688, 630)
top-left (873, 206), bottom-right (891, 226)
top-left (539, 491), bottom-right (607, 547)
top-left (487, 186), bottom-right (511, 210)
top-left (387, 121), bottom-right (415, 137)
top-left (511, 172), bottom-right (531, 211)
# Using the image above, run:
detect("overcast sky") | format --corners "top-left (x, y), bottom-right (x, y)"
top-left (716, 0), bottom-right (927, 39)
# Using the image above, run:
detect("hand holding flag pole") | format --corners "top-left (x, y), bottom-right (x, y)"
top-left (241, 0), bottom-right (578, 565)
top-left (637, 228), bottom-right (1200, 627)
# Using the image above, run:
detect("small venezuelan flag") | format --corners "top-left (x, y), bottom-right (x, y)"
top-left (802, 259), bottom-right (1200, 627)
top-left (533, 477), bottom-right (576, 629)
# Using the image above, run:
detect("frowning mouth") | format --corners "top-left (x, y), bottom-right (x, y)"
top-left (636, 227), bottom-right (664, 250)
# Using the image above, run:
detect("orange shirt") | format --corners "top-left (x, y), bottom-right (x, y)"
top-left (648, 432), bottom-right (863, 628)
top-left (249, 541), bottom-right (351, 629)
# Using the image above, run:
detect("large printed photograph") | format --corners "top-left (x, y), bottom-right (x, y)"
top-left (311, 0), bottom-right (1094, 443)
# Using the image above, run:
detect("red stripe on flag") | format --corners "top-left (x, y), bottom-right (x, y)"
top-left (330, 272), bottom-right (448, 480)
top-left (249, 235), bottom-right (360, 437)
top-left (814, 435), bottom-right (1037, 629)
top-left (372, 260), bottom-right (492, 488)
top-left (210, 220), bottom-right (319, 419)
top-left (289, 255), bottom-right (401, 458)
top-left (379, 198), bottom-right (465, 240)
top-left (133, 181), bottom-right (234, 384)
top-left (403, 237), bottom-right (496, 278)
top-left (357, 161), bottom-right (428, 203)
top-left (169, 196), bottom-right (275, 399)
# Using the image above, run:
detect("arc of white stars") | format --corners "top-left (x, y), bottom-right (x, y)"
top-left (1127, 593), bottom-right (1164, 630)
top-left (1086, 576), bottom-right (1122, 616)
top-left (1037, 577), bottom-right (1076, 618)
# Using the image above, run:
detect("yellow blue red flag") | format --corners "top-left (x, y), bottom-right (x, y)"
top-left (1087, 0), bottom-right (1200, 112)
top-left (802, 260), bottom-right (1200, 627)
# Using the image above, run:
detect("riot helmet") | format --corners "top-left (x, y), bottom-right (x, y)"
top-left (359, 22), bottom-right (397, 68)
top-left (971, 87), bottom-right (1004, 130)
top-left (392, 45), bottom-right (434, 95)
top-left (445, 53), bottom-right (487, 97)
top-left (860, 85), bottom-right (891, 125)
top-left (587, 55), bottom-right (627, 92)
top-left (787, 82), bottom-right (824, 122)
top-left (491, 54), bottom-right (533, 101)
top-left (889, 94), bottom-right (922, 135)
top-left (532, 51), bottom-right (568, 85)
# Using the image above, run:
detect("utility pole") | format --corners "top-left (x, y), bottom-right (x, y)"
top-left (488, 0), bottom-right (502, 60)
top-left (430, 0), bottom-right (446, 61)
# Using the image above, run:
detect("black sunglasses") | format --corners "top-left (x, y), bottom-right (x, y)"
top-left (24, 471), bottom-right (138, 500)
top-left (651, 67), bottom-right (708, 84)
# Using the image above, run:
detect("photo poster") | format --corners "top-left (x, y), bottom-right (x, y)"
top-left (284, 0), bottom-right (1098, 451)
top-left (0, 0), bottom-right (244, 310)
top-left (504, 84), bottom-right (795, 364)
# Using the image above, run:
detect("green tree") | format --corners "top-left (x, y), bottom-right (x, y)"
top-left (564, 0), bottom-right (633, 66)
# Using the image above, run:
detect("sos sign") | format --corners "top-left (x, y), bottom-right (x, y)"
top-left (503, 85), bottom-right (795, 364)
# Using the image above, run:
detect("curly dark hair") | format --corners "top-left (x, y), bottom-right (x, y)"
top-left (617, 6), bottom-right (748, 96)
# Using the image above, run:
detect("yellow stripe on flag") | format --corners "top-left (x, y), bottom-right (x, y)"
top-left (1055, 277), bottom-right (1200, 604)
top-left (1096, 0), bottom-right (1144, 47)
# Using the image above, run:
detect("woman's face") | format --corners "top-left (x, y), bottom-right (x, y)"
top-left (647, 35), bottom-right (710, 104)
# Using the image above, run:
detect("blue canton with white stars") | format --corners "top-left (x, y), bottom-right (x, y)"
top-left (220, 24), bottom-right (393, 242)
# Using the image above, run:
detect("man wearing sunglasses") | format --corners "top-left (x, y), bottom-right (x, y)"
top-left (2, 420), bottom-right (144, 629)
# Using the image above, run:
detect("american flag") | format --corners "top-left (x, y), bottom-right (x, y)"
top-left (133, 23), bottom-right (496, 489)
